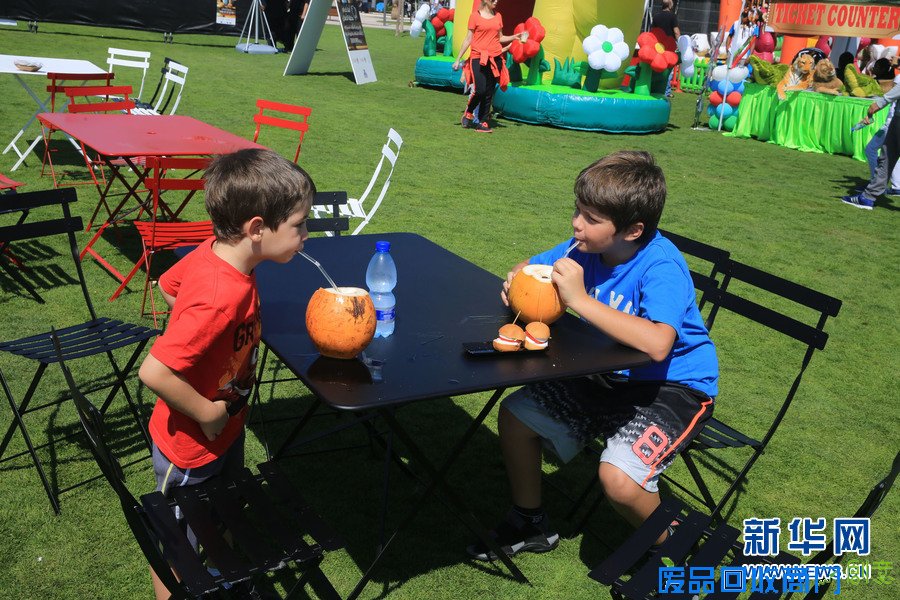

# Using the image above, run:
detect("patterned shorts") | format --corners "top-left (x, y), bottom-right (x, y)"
top-left (503, 376), bottom-right (713, 492)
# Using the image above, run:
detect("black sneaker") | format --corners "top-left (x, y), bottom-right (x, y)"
top-left (461, 112), bottom-right (475, 128)
top-left (466, 510), bottom-right (559, 561)
top-left (474, 121), bottom-right (493, 133)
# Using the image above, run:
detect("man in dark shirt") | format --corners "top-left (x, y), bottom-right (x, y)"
top-left (652, 0), bottom-right (681, 39)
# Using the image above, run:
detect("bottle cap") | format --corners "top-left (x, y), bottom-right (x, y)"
top-left (376, 241), bottom-right (391, 252)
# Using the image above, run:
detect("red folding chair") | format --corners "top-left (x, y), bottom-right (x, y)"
top-left (108, 157), bottom-right (213, 327)
top-left (40, 72), bottom-right (116, 188)
top-left (252, 99), bottom-right (311, 164)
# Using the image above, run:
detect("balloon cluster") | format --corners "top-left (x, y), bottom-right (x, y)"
top-left (707, 64), bottom-right (748, 131)
top-left (410, 3), bottom-right (430, 37)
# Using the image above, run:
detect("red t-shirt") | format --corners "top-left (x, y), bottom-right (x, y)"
top-left (468, 11), bottom-right (503, 60)
top-left (147, 237), bottom-right (260, 469)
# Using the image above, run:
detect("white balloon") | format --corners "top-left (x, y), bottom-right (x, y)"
top-left (727, 66), bottom-right (748, 83)
top-left (410, 21), bottom-right (423, 37)
top-left (681, 46), bottom-right (695, 64)
top-left (608, 27), bottom-right (624, 45)
top-left (613, 40), bottom-right (631, 60)
top-left (711, 65), bottom-right (728, 81)
top-left (415, 4), bottom-right (430, 21)
top-left (604, 53), bottom-right (622, 72)
top-left (871, 44), bottom-right (886, 60)
top-left (583, 36), bottom-right (603, 55)
top-left (682, 64), bottom-right (695, 78)
top-left (677, 34), bottom-right (692, 54)
top-left (591, 24), bottom-right (608, 41)
top-left (588, 50), bottom-right (606, 71)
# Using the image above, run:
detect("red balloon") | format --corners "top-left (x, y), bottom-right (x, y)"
top-left (726, 91), bottom-right (742, 107)
top-left (709, 91), bottom-right (723, 106)
top-left (436, 8), bottom-right (451, 22)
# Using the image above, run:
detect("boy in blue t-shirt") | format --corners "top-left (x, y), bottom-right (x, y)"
top-left (468, 150), bottom-right (719, 561)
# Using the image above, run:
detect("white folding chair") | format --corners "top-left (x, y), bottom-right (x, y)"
top-left (129, 60), bottom-right (188, 116)
top-left (106, 47), bottom-right (151, 100)
top-left (311, 128), bottom-right (402, 236)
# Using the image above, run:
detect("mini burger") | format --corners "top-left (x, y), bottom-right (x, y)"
top-left (523, 322), bottom-right (550, 351)
top-left (493, 323), bottom-right (526, 352)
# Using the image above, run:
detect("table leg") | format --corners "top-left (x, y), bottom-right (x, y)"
top-left (346, 390), bottom-right (528, 600)
top-left (4, 75), bottom-right (51, 170)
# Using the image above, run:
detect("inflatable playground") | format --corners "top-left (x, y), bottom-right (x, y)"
top-left (411, 0), bottom-right (688, 134)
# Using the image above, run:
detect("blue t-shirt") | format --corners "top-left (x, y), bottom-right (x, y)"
top-left (531, 231), bottom-right (719, 397)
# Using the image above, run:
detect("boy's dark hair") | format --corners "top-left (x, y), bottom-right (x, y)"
top-left (574, 150), bottom-right (666, 244)
top-left (205, 148), bottom-right (316, 243)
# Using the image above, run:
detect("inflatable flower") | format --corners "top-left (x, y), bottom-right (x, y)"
top-left (510, 17), bottom-right (546, 64)
top-left (509, 17), bottom-right (548, 85)
top-left (582, 25), bottom-right (630, 73)
top-left (637, 28), bottom-right (678, 73)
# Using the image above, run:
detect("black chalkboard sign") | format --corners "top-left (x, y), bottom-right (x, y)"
top-left (336, 0), bottom-right (368, 50)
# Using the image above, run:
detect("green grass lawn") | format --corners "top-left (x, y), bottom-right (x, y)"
top-left (1, 21), bottom-right (898, 600)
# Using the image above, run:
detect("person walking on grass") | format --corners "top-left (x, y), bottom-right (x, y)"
top-left (842, 75), bottom-right (900, 210)
top-left (139, 149), bottom-right (315, 599)
top-left (467, 151), bottom-right (718, 560)
top-left (452, 0), bottom-right (526, 133)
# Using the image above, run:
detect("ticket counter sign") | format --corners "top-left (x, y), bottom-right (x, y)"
top-left (769, 1), bottom-right (900, 38)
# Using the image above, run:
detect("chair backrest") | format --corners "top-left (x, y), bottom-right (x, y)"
top-left (50, 331), bottom-right (187, 595)
top-left (307, 191), bottom-right (350, 236)
top-left (348, 128), bottom-right (403, 236)
top-left (151, 59), bottom-right (188, 115)
top-left (0, 172), bottom-right (24, 192)
top-left (0, 188), bottom-right (96, 319)
top-left (64, 85), bottom-right (136, 114)
top-left (658, 228), bottom-right (730, 330)
top-left (252, 99), bottom-right (312, 164)
top-left (143, 156), bottom-right (211, 222)
top-left (106, 47), bottom-right (151, 100)
top-left (703, 258), bottom-right (841, 511)
top-left (45, 72), bottom-right (115, 112)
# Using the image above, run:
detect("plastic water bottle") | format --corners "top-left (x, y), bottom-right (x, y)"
top-left (365, 241), bottom-right (397, 338)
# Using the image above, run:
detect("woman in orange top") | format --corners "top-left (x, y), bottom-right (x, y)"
top-left (452, 0), bottom-right (525, 133)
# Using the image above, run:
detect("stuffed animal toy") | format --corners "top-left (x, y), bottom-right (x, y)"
top-left (750, 55), bottom-right (789, 86)
top-left (812, 59), bottom-right (845, 95)
top-left (844, 64), bottom-right (885, 97)
top-left (777, 53), bottom-right (816, 100)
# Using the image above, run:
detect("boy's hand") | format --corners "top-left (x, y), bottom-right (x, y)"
top-left (500, 260), bottom-right (529, 306)
top-left (198, 400), bottom-right (229, 441)
top-left (551, 257), bottom-right (588, 308)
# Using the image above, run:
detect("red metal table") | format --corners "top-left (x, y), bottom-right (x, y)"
top-left (36, 113), bottom-right (263, 295)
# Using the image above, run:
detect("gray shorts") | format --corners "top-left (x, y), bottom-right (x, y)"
top-left (151, 432), bottom-right (246, 550)
top-left (503, 377), bottom-right (713, 493)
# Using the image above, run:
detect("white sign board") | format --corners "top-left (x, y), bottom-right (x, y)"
top-left (284, 0), bottom-right (377, 85)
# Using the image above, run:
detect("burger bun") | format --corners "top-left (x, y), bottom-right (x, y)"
top-left (523, 321), bottom-right (550, 351)
top-left (493, 323), bottom-right (525, 352)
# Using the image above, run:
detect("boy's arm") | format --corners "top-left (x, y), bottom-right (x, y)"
top-left (161, 288), bottom-right (176, 310)
top-left (139, 354), bottom-right (229, 441)
top-left (552, 258), bottom-right (676, 362)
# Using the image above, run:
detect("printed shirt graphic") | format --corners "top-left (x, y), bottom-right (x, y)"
top-left (530, 231), bottom-right (719, 397)
top-left (148, 237), bottom-right (260, 469)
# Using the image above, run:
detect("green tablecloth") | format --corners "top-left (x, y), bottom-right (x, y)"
top-left (727, 82), bottom-right (887, 162)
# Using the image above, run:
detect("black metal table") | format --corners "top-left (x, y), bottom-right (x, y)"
top-left (254, 232), bottom-right (651, 599)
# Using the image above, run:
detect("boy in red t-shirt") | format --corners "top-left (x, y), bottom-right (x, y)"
top-left (138, 148), bottom-right (315, 599)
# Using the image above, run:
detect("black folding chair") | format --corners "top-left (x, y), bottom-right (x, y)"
top-left (0, 187), bottom-right (159, 514)
top-left (591, 451), bottom-right (899, 600)
top-left (51, 331), bottom-right (345, 600)
top-left (671, 258), bottom-right (842, 517)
